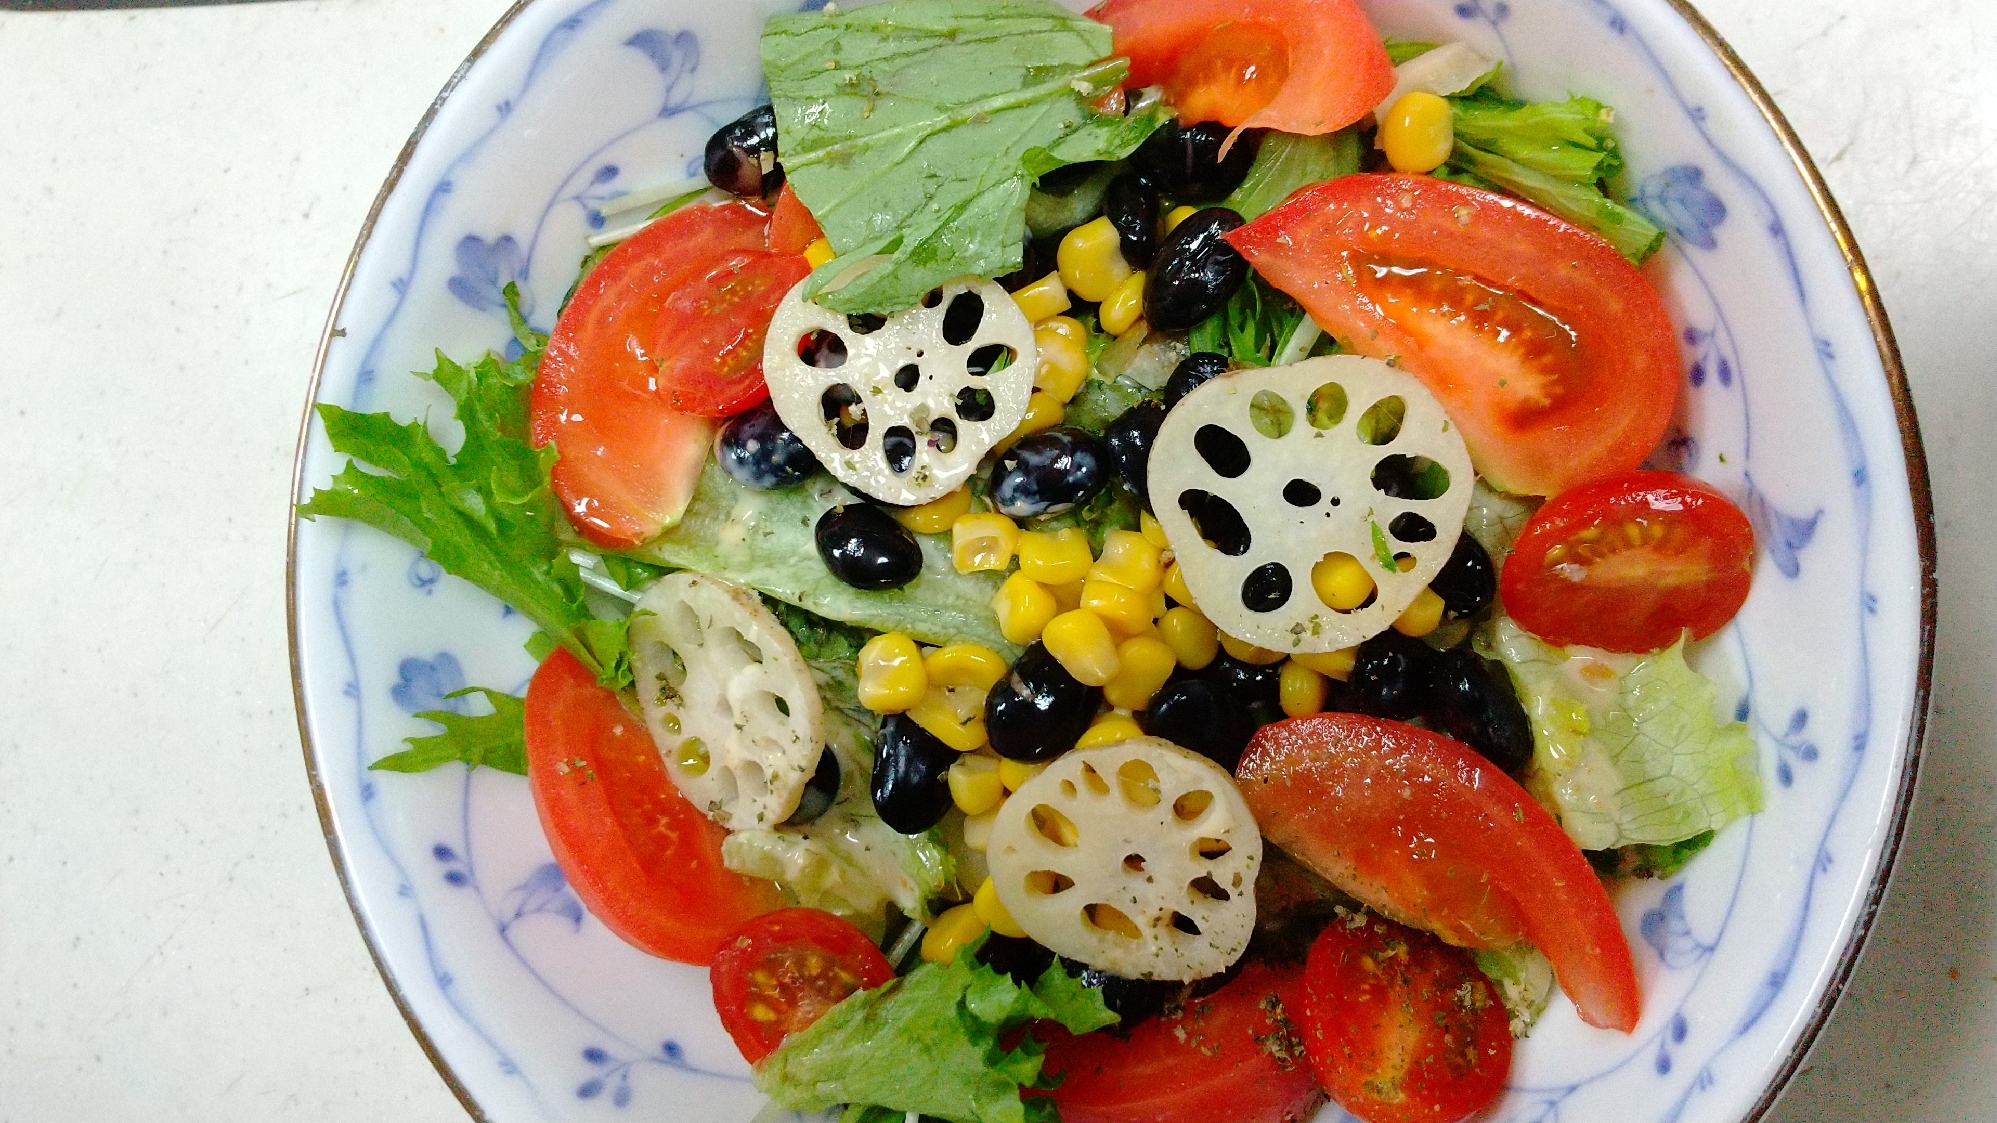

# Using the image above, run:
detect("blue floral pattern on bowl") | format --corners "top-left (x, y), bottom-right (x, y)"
top-left (290, 0), bottom-right (1929, 1119)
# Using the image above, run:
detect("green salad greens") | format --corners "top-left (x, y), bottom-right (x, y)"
top-left (369, 688), bottom-right (528, 776)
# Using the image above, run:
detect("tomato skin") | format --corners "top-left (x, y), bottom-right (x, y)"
top-left (1039, 961), bottom-right (1325, 1123)
top-left (768, 184), bottom-right (824, 256)
top-left (1086, 0), bottom-right (1393, 134)
top-left (1501, 470), bottom-right (1756, 653)
top-left (711, 908), bottom-right (894, 1064)
top-left (532, 199), bottom-right (793, 548)
top-left (523, 648), bottom-right (785, 965)
top-left (1299, 914), bottom-right (1512, 1123)
top-left (649, 250), bottom-right (811, 417)
top-left (1225, 175), bottom-right (1680, 497)
top-left (1236, 714), bottom-right (1641, 1033)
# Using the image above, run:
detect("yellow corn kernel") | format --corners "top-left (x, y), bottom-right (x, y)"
top-left (1162, 560), bottom-right (1196, 607)
top-left (1038, 314), bottom-right (1086, 342)
top-left (856, 633), bottom-right (928, 713)
top-left (925, 643), bottom-right (1009, 692)
top-left (1089, 529), bottom-right (1164, 593)
top-left (952, 512), bottom-right (1020, 573)
top-left (1157, 606), bottom-right (1219, 670)
top-left (802, 237), bottom-right (837, 269)
top-left (1058, 216), bottom-right (1136, 303)
top-left (1279, 660), bottom-right (1329, 718)
top-left (1103, 636), bottom-right (1177, 711)
top-left (973, 876), bottom-right (1028, 938)
top-left (1043, 610), bottom-right (1121, 686)
top-left (999, 757), bottom-right (1047, 792)
top-left (1012, 270), bottom-right (1073, 323)
top-left (963, 806), bottom-right (999, 852)
top-left (1381, 91), bottom-right (1456, 174)
top-left (1219, 632), bottom-right (1287, 665)
top-left (1292, 647), bottom-right (1358, 681)
top-left (1003, 391), bottom-right (1065, 448)
top-left (922, 903), bottom-right (990, 964)
top-left (1098, 271), bottom-right (1148, 337)
top-left (1033, 323), bottom-right (1091, 404)
top-left (1081, 579), bottom-right (1155, 637)
top-left (1312, 551), bottom-right (1377, 611)
top-left (908, 685), bottom-right (990, 752)
top-left (1140, 510), bottom-right (1170, 549)
top-left (1077, 712), bottom-right (1144, 749)
top-left (1019, 528), bottom-right (1095, 586)
top-left (1087, 903), bottom-right (1143, 940)
top-left (991, 572), bottom-right (1059, 645)
top-left (1165, 205), bottom-right (1199, 234)
top-left (893, 486), bottom-right (974, 535)
top-left (948, 754), bottom-right (1005, 816)
top-left (1396, 554), bottom-right (1418, 573)
top-left (1393, 587), bottom-right (1447, 638)
top-left (1149, 587), bottom-right (1168, 622)
top-left (1050, 580), bottom-right (1087, 613)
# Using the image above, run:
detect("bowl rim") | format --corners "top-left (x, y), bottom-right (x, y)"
top-left (284, 1), bottom-right (1939, 1119)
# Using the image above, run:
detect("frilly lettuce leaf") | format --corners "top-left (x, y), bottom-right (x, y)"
top-left (1481, 617), bottom-right (1761, 851)
top-left (1223, 129), bottom-right (1363, 222)
top-left (1473, 942), bottom-right (1556, 1038)
top-left (370, 688), bottom-right (527, 775)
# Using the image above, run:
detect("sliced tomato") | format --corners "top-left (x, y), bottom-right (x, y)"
top-left (532, 199), bottom-right (797, 548)
top-left (649, 249), bottom-right (811, 418)
top-left (523, 647), bottom-right (785, 965)
top-left (768, 184), bottom-right (824, 256)
top-left (1501, 470), bottom-right (1755, 653)
top-left (1226, 175), bottom-right (1680, 497)
top-left (1299, 914), bottom-right (1512, 1123)
top-left (1038, 961), bottom-right (1325, 1123)
top-left (1236, 714), bottom-right (1642, 1032)
top-left (711, 908), bottom-right (894, 1064)
top-left (1086, 0), bottom-right (1393, 134)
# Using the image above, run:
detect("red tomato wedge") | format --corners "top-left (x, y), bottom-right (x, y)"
top-left (1236, 714), bottom-right (1642, 1032)
top-left (531, 199), bottom-right (804, 548)
top-left (1299, 914), bottom-right (1512, 1123)
top-left (524, 647), bottom-right (785, 965)
top-left (1502, 470), bottom-right (1756, 652)
top-left (1086, 0), bottom-right (1394, 134)
top-left (1038, 961), bottom-right (1324, 1123)
top-left (1226, 175), bottom-right (1680, 497)
top-left (711, 908), bottom-right (894, 1064)
top-left (768, 184), bottom-right (824, 256)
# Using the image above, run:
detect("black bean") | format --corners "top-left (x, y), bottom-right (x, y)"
top-left (1348, 630), bottom-right (1440, 720)
top-left (1427, 650), bottom-right (1535, 775)
top-left (1104, 400), bottom-right (1166, 507)
top-left (815, 504), bottom-right (923, 591)
top-left (1165, 352), bottom-right (1231, 408)
top-left (704, 104), bottom-right (782, 197)
top-left (977, 935), bottom-right (1057, 984)
top-left (1141, 678), bottom-right (1254, 772)
top-left (986, 643), bottom-right (1102, 762)
top-left (1059, 958), bottom-right (1180, 1024)
top-left (996, 233), bottom-right (1061, 292)
top-left (715, 401), bottom-right (821, 490)
top-left (1430, 533), bottom-right (1497, 621)
top-left (1133, 121), bottom-right (1262, 202)
top-left (1105, 171), bottom-right (1162, 268)
top-left (784, 748), bottom-right (842, 825)
top-left (990, 427), bottom-right (1108, 518)
top-left (871, 715), bottom-right (955, 834)
top-left (1146, 208), bottom-right (1249, 331)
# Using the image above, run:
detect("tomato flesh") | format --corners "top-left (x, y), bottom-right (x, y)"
top-left (1299, 914), bottom-right (1512, 1123)
top-left (531, 199), bottom-right (801, 548)
top-left (768, 184), bottom-right (824, 256)
top-left (711, 908), bottom-right (894, 1064)
top-left (1087, 0), bottom-right (1393, 134)
top-left (1226, 175), bottom-right (1680, 496)
top-left (1501, 470), bottom-right (1756, 652)
top-left (523, 648), bottom-right (784, 965)
top-left (1236, 714), bottom-right (1642, 1033)
top-left (1039, 961), bottom-right (1324, 1123)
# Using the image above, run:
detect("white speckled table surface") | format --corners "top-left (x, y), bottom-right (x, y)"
top-left (0, 0), bottom-right (1989, 1119)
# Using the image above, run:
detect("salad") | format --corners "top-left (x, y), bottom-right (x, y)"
top-left (300, 1), bottom-right (1768, 1120)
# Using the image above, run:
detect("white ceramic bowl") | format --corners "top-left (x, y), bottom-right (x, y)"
top-left (288, 1), bottom-right (1935, 1119)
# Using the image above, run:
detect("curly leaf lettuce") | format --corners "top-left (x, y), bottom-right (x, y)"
top-left (1482, 617), bottom-right (1760, 851)
top-left (763, 0), bottom-right (1166, 314)
top-left (370, 688), bottom-right (527, 775)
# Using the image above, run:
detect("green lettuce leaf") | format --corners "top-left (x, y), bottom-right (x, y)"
top-left (1481, 617), bottom-right (1761, 851)
top-left (763, 0), bottom-right (1166, 314)
top-left (1224, 129), bottom-right (1363, 221)
top-left (1188, 273), bottom-right (1308, 367)
top-left (370, 688), bottom-right (527, 775)
top-left (298, 287), bottom-right (633, 689)
top-left (756, 951), bottom-right (1116, 1123)
top-left (1587, 830), bottom-right (1717, 881)
top-left (1383, 38), bottom-right (1440, 65)
top-left (1472, 942), bottom-right (1555, 1038)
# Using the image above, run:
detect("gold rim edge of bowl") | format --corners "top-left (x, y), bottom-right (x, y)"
top-left (283, 1), bottom-right (1942, 1121)
top-left (285, 2), bottom-right (536, 1120)
top-left (1655, 2), bottom-right (1938, 1120)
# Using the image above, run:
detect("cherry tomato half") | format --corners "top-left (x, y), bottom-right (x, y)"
top-left (1236, 713), bottom-right (1641, 1033)
top-left (1226, 175), bottom-right (1680, 497)
top-left (1501, 470), bottom-right (1756, 653)
top-left (711, 908), bottom-right (894, 1064)
top-left (1299, 913), bottom-right (1512, 1123)
top-left (523, 648), bottom-right (784, 965)
top-left (1038, 960), bottom-right (1324, 1123)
